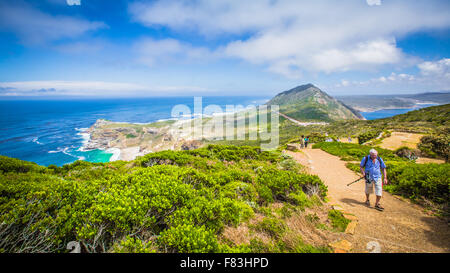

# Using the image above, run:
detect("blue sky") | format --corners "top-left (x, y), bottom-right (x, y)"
top-left (0, 0), bottom-right (449, 98)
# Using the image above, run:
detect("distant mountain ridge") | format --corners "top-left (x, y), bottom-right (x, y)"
top-left (266, 84), bottom-right (362, 121)
top-left (337, 91), bottom-right (450, 112)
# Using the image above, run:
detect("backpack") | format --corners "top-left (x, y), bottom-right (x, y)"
top-left (362, 155), bottom-right (382, 168)
top-left (362, 155), bottom-right (383, 183)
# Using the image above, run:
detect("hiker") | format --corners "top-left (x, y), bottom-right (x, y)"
top-left (299, 135), bottom-right (304, 148)
top-left (360, 149), bottom-right (388, 211)
top-left (348, 136), bottom-right (352, 143)
top-left (304, 136), bottom-right (310, 148)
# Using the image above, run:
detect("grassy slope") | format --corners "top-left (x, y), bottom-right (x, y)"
top-left (277, 103), bottom-right (450, 145)
top-left (0, 145), bottom-right (350, 253)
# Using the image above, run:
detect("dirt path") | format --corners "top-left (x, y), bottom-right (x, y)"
top-left (286, 147), bottom-right (450, 253)
top-left (378, 131), bottom-right (424, 150)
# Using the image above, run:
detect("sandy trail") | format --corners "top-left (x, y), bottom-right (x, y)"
top-left (287, 147), bottom-right (449, 253)
top-left (378, 132), bottom-right (424, 150)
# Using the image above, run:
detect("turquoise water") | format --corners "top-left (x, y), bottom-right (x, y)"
top-left (360, 104), bottom-right (437, 120)
top-left (0, 97), bottom-right (268, 166)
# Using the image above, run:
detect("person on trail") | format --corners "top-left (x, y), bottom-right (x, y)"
top-left (304, 136), bottom-right (310, 148)
top-left (300, 135), bottom-right (305, 148)
top-left (360, 149), bottom-right (388, 211)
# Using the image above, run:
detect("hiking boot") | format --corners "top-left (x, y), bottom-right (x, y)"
top-left (365, 200), bottom-right (370, 207)
top-left (374, 204), bottom-right (384, 211)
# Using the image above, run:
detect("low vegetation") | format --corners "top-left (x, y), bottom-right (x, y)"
top-left (278, 104), bottom-right (449, 146)
top-left (0, 145), bottom-right (333, 253)
top-left (418, 130), bottom-right (450, 162)
top-left (312, 142), bottom-right (402, 162)
top-left (358, 130), bottom-right (383, 144)
top-left (327, 210), bottom-right (351, 232)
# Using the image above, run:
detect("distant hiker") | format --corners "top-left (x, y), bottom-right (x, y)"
top-left (300, 135), bottom-right (305, 148)
top-left (360, 149), bottom-right (388, 211)
top-left (348, 136), bottom-right (352, 143)
top-left (304, 136), bottom-right (310, 148)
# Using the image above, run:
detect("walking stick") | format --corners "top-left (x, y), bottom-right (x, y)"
top-left (347, 176), bottom-right (365, 186)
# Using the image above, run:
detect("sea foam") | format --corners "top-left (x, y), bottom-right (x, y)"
top-left (106, 148), bottom-right (121, 161)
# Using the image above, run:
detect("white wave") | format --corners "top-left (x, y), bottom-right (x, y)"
top-left (106, 148), bottom-right (121, 162)
top-left (156, 118), bottom-right (178, 122)
top-left (32, 137), bottom-right (43, 145)
top-left (61, 147), bottom-right (70, 156)
top-left (76, 131), bottom-right (91, 151)
top-left (48, 147), bottom-right (72, 156)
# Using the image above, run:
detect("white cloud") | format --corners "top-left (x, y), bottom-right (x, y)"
top-left (418, 58), bottom-right (450, 76)
top-left (0, 81), bottom-right (213, 97)
top-left (66, 0), bottom-right (81, 6)
top-left (310, 39), bottom-right (403, 73)
top-left (130, 0), bottom-right (450, 77)
top-left (341, 80), bottom-right (350, 87)
top-left (0, 2), bottom-right (105, 45)
top-left (366, 0), bottom-right (382, 6)
top-left (335, 58), bottom-right (450, 91)
top-left (133, 37), bottom-right (216, 66)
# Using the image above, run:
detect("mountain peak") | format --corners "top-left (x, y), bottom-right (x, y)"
top-left (278, 83), bottom-right (318, 96)
top-left (266, 84), bottom-right (361, 121)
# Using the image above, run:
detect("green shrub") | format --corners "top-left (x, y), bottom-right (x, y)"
top-left (289, 235), bottom-right (330, 253)
top-left (158, 225), bottom-right (218, 253)
top-left (251, 217), bottom-right (286, 239)
top-left (0, 144), bottom-right (327, 253)
top-left (394, 146), bottom-right (421, 161)
top-left (313, 142), bottom-right (401, 162)
top-left (384, 162), bottom-right (450, 205)
top-left (288, 190), bottom-right (312, 210)
top-left (247, 238), bottom-right (275, 253)
top-left (328, 210), bottom-right (350, 232)
top-left (0, 156), bottom-right (46, 174)
top-left (305, 213), bottom-right (320, 224)
top-left (418, 133), bottom-right (449, 162)
top-left (112, 236), bottom-right (156, 253)
top-left (358, 130), bottom-right (382, 144)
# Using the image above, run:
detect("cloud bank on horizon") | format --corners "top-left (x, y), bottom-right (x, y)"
top-left (0, 0), bottom-right (449, 97)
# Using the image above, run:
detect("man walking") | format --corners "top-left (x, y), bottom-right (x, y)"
top-left (360, 149), bottom-right (388, 211)
top-left (300, 135), bottom-right (305, 148)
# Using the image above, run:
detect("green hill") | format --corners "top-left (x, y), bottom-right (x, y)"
top-left (266, 84), bottom-right (362, 122)
top-left (0, 145), bottom-right (338, 253)
top-left (277, 103), bottom-right (450, 154)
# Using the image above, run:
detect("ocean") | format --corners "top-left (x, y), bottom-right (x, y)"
top-left (360, 104), bottom-right (437, 120)
top-left (0, 97), bottom-right (269, 166)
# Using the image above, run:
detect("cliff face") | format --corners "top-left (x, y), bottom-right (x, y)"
top-left (84, 119), bottom-right (201, 160)
top-left (266, 84), bottom-right (362, 121)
